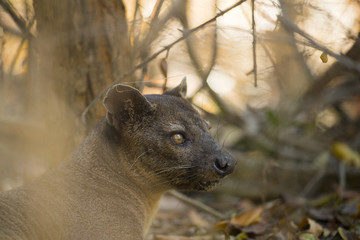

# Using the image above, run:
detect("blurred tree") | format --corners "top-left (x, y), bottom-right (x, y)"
top-left (22, 0), bottom-right (134, 164)
top-left (32, 0), bottom-right (131, 130)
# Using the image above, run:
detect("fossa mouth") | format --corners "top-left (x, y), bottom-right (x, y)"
top-left (197, 180), bottom-right (220, 190)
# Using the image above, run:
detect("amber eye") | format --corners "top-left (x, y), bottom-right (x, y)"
top-left (171, 133), bottom-right (185, 145)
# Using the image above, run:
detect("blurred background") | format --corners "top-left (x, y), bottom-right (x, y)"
top-left (0, 0), bottom-right (360, 207)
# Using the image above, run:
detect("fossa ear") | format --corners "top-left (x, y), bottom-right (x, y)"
top-left (103, 84), bottom-right (153, 126)
top-left (164, 77), bottom-right (187, 98)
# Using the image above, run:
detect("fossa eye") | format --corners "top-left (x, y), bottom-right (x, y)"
top-left (171, 133), bottom-right (185, 145)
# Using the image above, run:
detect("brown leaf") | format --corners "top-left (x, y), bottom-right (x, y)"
top-left (298, 218), bottom-right (323, 237)
top-left (230, 206), bottom-right (264, 227)
top-left (215, 205), bottom-right (264, 237)
top-left (214, 221), bottom-right (227, 231)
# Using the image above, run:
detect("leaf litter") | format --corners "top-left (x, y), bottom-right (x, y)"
top-left (147, 187), bottom-right (360, 240)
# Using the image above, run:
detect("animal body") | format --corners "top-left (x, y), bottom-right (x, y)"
top-left (0, 79), bottom-right (235, 240)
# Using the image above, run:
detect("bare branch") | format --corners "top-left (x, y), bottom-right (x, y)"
top-left (150, 0), bottom-right (165, 21)
top-left (278, 15), bottom-right (360, 75)
top-left (0, 0), bottom-right (33, 38)
top-left (122, 0), bottom-right (246, 81)
top-left (168, 190), bottom-right (226, 219)
top-left (0, 22), bottom-right (22, 36)
top-left (305, 32), bottom-right (360, 98)
top-left (81, 0), bottom-right (248, 123)
top-left (251, 0), bottom-right (258, 87)
top-left (8, 38), bottom-right (26, 75)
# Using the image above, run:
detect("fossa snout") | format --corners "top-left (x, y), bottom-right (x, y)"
top-left (213, 152), bottom-right (236, 177)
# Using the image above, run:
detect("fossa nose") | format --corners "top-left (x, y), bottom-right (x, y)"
top-left (213, 153), bottom-right (236, 177)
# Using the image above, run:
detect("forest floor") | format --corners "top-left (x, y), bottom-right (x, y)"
top-left (147, 187), bottom-right (360, 240)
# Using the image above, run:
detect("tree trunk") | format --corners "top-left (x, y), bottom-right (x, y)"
top-left (30, 0), bottom-right (131, 164)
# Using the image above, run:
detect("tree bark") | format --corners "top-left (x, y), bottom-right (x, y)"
top-left (31, 0), bottom-right (131, 164)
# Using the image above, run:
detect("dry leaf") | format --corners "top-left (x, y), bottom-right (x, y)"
top-left (298, 218), bottom-right (323, 237)
top-left (215, 206), bottom-right (264, 234)
top-left (230, 206), bottom-right (264, 227)
top-left (214, 221), bottom-right (228, 231)
top-left (320, 52), bottom-right (328, 63)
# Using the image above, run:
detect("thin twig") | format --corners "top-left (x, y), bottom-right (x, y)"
top-left (0, 0), bottom-right (33, 38)
top-left (304, 32), bottom-right (360, 98)
top-left (251, 0), bottom-right (258, 87)
top-left (301, 168), bottom-right (326, 197)
top-left (129, 0), bottom-right (140, 47)
top-left (182, 3), bottom-right (229, 115)
top-left (203, 0), bottom-right (219, 80)
top-left (0, 22), bottom-right (22, 36)
top-left (168, 190), bottom-right (226, 219)
top-left (8, 16), bottom-right (35, 75)
top-left (278, 15), bottom-right (360, 74)
top-left (185, 31), bottom-right (229, 115)
top-left (150, 0), bottom-right (165, 21)
top-left (124, 0), bottom-right (246, 81)
top-left (8, 38), bottom-right (26, 75)
top-left (81, 0), bottom-right (247, 123)
top-left (260, 43), bottom-right (286, 95)
top-left (137, 0), bottom-right (167, 91)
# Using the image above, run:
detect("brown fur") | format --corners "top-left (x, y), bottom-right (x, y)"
top-left (0, 79), bottom-right (235, 240)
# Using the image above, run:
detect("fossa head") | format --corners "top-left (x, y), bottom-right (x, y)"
top-left (103, 79), bottom-right (236, 191)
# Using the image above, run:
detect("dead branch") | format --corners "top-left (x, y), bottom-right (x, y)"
top-left (0, 0), bottom-right (33, 38)
top-left (123, 0), bottom-right (247, 82)
top-left (150, 0), bottom-right (165, 22)
top-left (305, 32), bottom-right (360, 98)
top-left (251, 0), bottom-right (258, 87)
top-left (8, 38), bottom-right (26, 74)
top-left (0, 22), bottom-right (22, 36)
top-left (168, 190), bottom-right (226, 219)
top-left (81, 0), bottom-right (248, 123)
top-left (278, 15), bottom-right (360, 75)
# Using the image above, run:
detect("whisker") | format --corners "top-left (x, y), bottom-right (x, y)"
top-left (139, 162), bottom-right (209, 188)
top-left (130, 150), bottom-right (150, 169)
top-left (151, 169), bottom-right (206, 188)
top-left (221, 127), bottom-right (237, 149)
top-left (154, 165), bottom-right (195, 175)
top-left (143, 165), bottom-right (193, 181)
